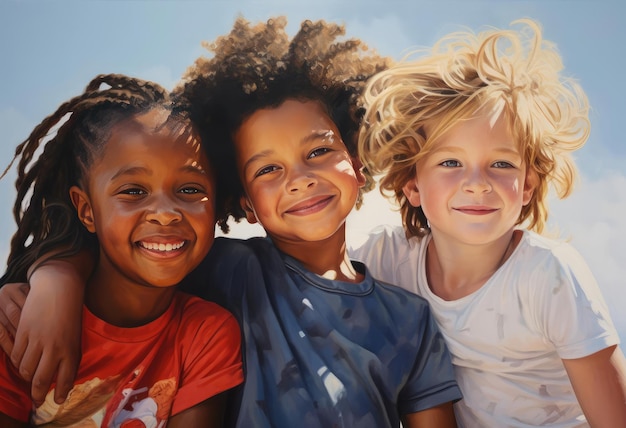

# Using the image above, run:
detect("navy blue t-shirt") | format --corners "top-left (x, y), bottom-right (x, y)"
top-left (183, 237), bottom-right (461, 428)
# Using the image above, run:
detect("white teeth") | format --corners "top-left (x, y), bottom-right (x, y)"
top-left (140, 241), bottom-right (184, 252)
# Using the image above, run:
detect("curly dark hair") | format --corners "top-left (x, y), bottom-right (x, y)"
top-left (175, 16), bottom-right (389, 232)
top-left (1, 74), bottom-right (198, 285)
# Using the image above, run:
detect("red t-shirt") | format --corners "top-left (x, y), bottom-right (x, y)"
top-left (0, 292), bottom-right (243, 426)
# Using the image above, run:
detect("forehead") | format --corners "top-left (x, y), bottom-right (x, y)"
top-left (101, 108), bottom-right (208, 169)
top-left (428, 103), bottom-right (513, 143)
top-left (235, 99), bottom-right (338, 147)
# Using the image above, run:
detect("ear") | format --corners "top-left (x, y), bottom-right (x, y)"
top-left (402, 176), bottom-right (421, 208)
top-left (522, 167), bottom-right (538, 206)
top-left (350, 156), bottom-right (367, 188)
top-left (69, 186), bottom-right (96, 233)
top-left (239, 196), bottom-right (258, 224)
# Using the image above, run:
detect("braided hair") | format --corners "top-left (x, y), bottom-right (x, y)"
top-left (175, 17), bottom-right (389, 232)
top-left (1, 74), bottom-right (187, 285)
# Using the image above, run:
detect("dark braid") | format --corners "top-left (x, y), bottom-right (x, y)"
top-left (1, 74), bottom-right (175, 285)
top-left (174, 17), bottom-right (390, 232)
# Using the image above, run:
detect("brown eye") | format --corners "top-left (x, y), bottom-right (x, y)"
top-left (180, 187), bottom-right (201, 194)
top-left (309, 147), bottom-right (331, 158)
top-left (255, 165), bottom-right (279, 177)
top-left (119, 187), bottom-right (146, 196)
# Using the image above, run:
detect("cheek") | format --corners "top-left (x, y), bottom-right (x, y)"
top-left (187, 204), bottom-right (216, 253)
top-left (418, 171), bottom-right (455, 197)
top-left (497, 174), bottom-right (525, 201)
top-left (419, 191), bottom-right (447, 216)
top-left (415, 174), bottom-right (454, 215)
top-left (333, 157), bottom-right (357, 176)
top-left (95, 201), bottom-right (135, 227)
top-left (243, 183), bottom-right (277, 218)
top-left (188, 201), bottom-right (216, 226)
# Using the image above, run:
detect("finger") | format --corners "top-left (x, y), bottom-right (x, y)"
top-left (53, 356), bottom-right (79, 405)
top-left (0, 322), bottom-right (14, 356)
top-left (9, 326), bottom-right (29, 373)
top-left (31, 352), bottom-right (62, 407)
top-left (13, 283), bottom-right (30, 308)
top-left (4, 298), bottom-right (23, 332)
top-left (15, 340), bottom-right (42, 384)
top-left (0, 307), bottom-right (16, 338)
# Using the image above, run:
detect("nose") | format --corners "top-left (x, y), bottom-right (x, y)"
top-left (287, 166), bottom-right (317, 193)
top-left (145, 194), bottom-right (183, 225)
top-left (462, 168), bottom-right (492, 194)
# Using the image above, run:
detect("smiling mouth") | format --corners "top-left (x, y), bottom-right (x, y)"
top-left (454, 207), bottom-right (498, 215)
top-left (138, 241), bottom-right (185, 252)
top-left (285, 195), bottom-right (334, 215)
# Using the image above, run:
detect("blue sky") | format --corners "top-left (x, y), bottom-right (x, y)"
top-left (1, 0), bottom-right (625, 340)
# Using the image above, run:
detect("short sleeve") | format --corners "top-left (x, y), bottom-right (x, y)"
top-left (170, 300), bottom-right (243, 415)
top-left (529, 243), bottom-right (619, 360)
top-left (398, 303), bottom-right (462, 414)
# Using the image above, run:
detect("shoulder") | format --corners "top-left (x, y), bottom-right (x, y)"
top-left (349, 225), bottom-right (427, 292)
top-left (187, 237), bottom-right (270, 288)
top-left (212, 236), bottom-right (281, 264)
top-left (349, 224), bottom-right (423, 261)
top-left (370, 275), bottom-right (433, 317)
top-left (512, 232), bottom-right (618, 356)
top-left (350, 224), bottom-right (410, 249)
top-left (173, 292), bottom-right (239, 332)
top-left (504, 230), bottom-right (596, 303)
top-left (515, 230), bottom-right (592, 281)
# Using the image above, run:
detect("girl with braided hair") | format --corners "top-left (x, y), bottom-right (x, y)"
top-left (0, 17), bottom-right (461, 427)
top-left (0, 74), bottom-right (243, 427)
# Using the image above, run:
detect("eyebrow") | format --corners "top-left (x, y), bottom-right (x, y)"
top-left (111, 166), bottom-right (151, 181)
top-left (111, 164), bottom-right (207, 181)
top-left (242, 129), bottom-right (336, 174)
top-left (431, 145), bottom-right (520, 156)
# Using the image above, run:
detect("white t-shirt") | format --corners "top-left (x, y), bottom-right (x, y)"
top-left (349, 226), bottom-right (620, 428)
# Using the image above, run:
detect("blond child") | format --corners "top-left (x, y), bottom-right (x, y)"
top-left (350, 19), bottom-right (626, 427)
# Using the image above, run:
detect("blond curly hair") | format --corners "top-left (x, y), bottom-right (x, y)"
top-left (359, 19), bottom-right (589, 237)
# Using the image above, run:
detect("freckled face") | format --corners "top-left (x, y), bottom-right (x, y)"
top-left (76, 108), bottom-right (216, 288)
top-left (403, 111), bottom-right (535, 246)
top-left (234, 99), bottom-right (365, 249)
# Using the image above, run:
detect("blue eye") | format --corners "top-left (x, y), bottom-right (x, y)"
top-left (493, 161), bottom-right (514, 168)
top-left (440, 160), bottom-right (461, 167)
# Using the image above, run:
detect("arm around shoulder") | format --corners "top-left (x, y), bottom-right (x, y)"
top-left (10, 249), bottom-right (94, 407)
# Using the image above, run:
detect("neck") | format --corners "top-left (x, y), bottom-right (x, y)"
top-left (85, 265), bottom-right (177, 328)
top-left (271, 224), bottom-right (363, 283)
top-left (426, 229), bottom-right (520, 301)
